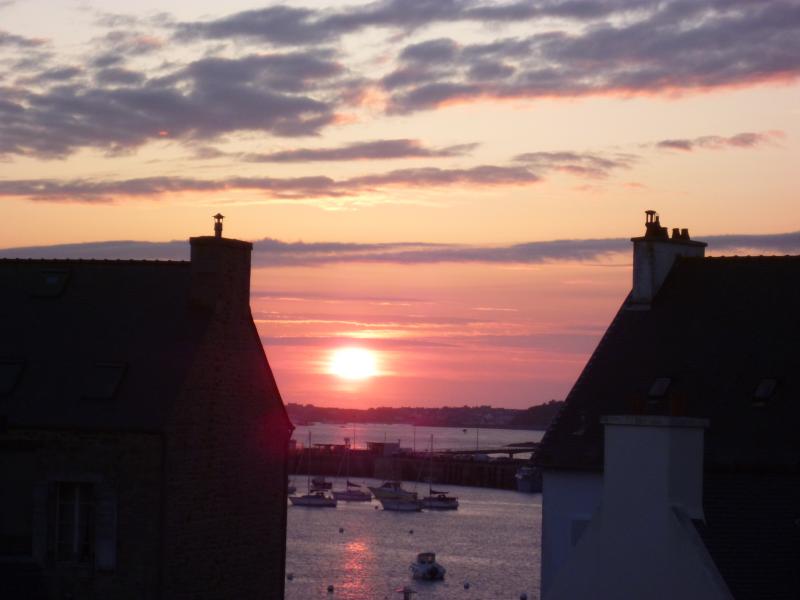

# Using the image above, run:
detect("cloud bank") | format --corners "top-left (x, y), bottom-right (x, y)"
top-left (4, 231), bottom-right (799, 266)
top-left (0, 1), bottom-right (798, 159)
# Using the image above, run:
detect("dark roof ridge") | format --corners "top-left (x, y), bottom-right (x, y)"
top-left (686, 254), bottom-right (800, 261)
top-left (0, 258), bottom-right (189, 265)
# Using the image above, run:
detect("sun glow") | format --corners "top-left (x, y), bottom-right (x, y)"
top-left (329, 347), bottom-right (378, 380)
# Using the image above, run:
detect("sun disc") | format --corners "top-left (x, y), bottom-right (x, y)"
top-left (329, 347), bottom-right (378, 380)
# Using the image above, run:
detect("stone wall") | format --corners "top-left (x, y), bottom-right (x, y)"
top-left (163, 265), bottom-right (291, 600)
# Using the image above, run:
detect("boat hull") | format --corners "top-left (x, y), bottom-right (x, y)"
top-left (289, 494), bottom-right (337, 507)
top-left (379, 498), bottom-right (423, 511)
top-left (422, 496), bottom-right (459, 510)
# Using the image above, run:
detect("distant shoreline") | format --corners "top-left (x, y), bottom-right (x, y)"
top-left (293, 420), bottom-right (548, 432)
top-left (286, 400), bottom-right (563, 432)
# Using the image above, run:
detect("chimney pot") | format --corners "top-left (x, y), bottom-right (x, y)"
top-left (630, 211), bottom-right (706, 305)
top-left (213, 213), bottom-right (224, 238)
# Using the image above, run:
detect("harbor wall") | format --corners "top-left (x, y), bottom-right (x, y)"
top-left (288, 448), bottom-right (528, 490)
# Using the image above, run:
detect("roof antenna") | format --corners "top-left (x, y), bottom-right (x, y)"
top-left (213, 213), bottom-right (224, 238)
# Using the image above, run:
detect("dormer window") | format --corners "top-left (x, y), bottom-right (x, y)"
top-left (648, 377), bottom-right (671, 398)
top-left (752, 378), bottom-right (777, 408)
top-left (32, 269), bottom-right (70, 297)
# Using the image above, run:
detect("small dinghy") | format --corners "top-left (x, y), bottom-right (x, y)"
top-left (410, 552), bottom-right (446, 581)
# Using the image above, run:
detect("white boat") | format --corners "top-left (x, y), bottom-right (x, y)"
top-left (289, 491), bottom-right (337, 507)
top-left (368, 480), bottom-right (418, 501)
top-left (289, 432), bottom-right (337, 507)
top-left (380, 497), bottom-right (423, 511)
top-left (332, 442), bottom-right (371, 501)
top-left (410, 552), bottom-right (446, 580)
top-left (332, 481), bottom-right (372, 502)
top-left (421, 435), bottom-right (459, 510)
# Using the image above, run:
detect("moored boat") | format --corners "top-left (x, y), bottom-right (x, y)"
top-left (515, 465), bottom-right (542, 493)
top-left (289, 431), bottom-right (338, 507)
top-left (368, 480), bottom-right (417, 501)
top-left (422, 491), bottom-right (459, 510)
top-left (410, 552), bottom-right (446, 580)
top-left (289, 491), bottom-right (337, 507)
top-left (421, 435), bottom-right (459, 510)
top-left (332, 480), bottom-right (372, 502)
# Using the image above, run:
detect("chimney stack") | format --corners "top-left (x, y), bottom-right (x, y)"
top-left (189, 215), bottom-right (253, 311)
top-left (630, 210), bottom-right (706, 305)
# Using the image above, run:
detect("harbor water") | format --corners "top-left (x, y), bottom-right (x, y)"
top-left (286, 476), bottom-right (542, 600)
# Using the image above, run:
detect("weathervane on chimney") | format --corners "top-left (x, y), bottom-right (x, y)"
top-left (213, 213), bottom-right (224, 238)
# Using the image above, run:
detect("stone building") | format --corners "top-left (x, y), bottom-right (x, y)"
top-left (535, 211), bottom-right (800, 599)
top-left (0, 216), bottom-right (293, 599)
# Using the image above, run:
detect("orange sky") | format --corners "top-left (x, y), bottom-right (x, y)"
top-left (1, 0), bottom-right (799, 407)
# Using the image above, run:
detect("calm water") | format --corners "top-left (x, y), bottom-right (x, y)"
top-left (286, 477), bottom-right (542, 600)
top-left (292, 423), bottom-right (544, 453)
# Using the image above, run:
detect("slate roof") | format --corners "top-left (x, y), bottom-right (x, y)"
top-left (0, 259), bottom-right (213, 431)
top-left (534, 255), bottom-right (800, 471)
top-left (696, 471), bottom-right (800, 600)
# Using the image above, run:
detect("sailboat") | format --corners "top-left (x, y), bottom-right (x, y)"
top-left (421, 436), bottom-right (459, 510)
top-left (289, 432), bottom-right (337, 507)
top-left (332, 437), bottom-right (371, 501)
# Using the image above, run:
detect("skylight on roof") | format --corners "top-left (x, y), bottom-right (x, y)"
top-left (752, 378), bottom-right (777, 407)
top-left (82, 363), bottom-right (126, 400)
top-left (648, 377), bottom-right (671, 398)
top-left (0, 360), bottom-right (24, 396)
top-left (32, 269), bottom-right (69, 297)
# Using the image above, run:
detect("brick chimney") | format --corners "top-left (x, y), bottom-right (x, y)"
top-left (189, 214), bottom-right (253, 311)
top-left (630, 210), bottom-right (706, 305)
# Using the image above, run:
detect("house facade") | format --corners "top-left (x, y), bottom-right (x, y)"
top-left (0, 218), bottom-right (293, 599)
top-left (534, 211), bottom-right (800, 599)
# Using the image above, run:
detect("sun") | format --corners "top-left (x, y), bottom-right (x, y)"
top-left (328, 347), bottom-right (378, 380)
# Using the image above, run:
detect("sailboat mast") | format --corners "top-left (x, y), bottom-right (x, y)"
top-left (429, 434), bottom-right (434, 495)
top-left (307, 430), bottom-right (312, 492)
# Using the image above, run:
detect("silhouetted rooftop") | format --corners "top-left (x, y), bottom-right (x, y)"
top-left (535, 255), bottom-right (800, 471)
top-left (0, 258), bottom-right (211, 431)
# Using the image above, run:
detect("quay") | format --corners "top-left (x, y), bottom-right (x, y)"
top-left (288, 445), bottom-right (540, 491)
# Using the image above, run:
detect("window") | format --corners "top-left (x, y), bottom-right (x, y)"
top-left (31, 269), bottom-right (70, 297)
top-left (752, 378), bottom-right (777, 408)
top-left (82, 363), bottom-right (126, 400)
top-left (54, 482), bottom-right (95, 564)
top-left (648, 377), bottom-right (671, 398)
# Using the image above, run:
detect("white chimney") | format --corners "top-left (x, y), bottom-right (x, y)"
top-left (545, 415), bottom-right (734, 600)
top-left (630, 210), bottom-right (706, 305)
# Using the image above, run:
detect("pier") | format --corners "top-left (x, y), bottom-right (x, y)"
top-left (288, 446), bottom-right (539, 490)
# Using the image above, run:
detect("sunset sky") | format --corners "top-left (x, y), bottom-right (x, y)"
top-left (2, 0), bottom-right (799, 408)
